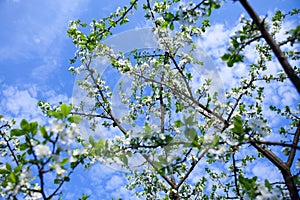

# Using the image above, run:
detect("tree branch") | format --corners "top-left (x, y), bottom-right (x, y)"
top-left (250, 139), bottom-right (300, 199)
top-left (248, 140), bottom-right (300, 150)
top-left (142, 154), bottom-right (176, 189)
top-left (286, 122), bottom-right (300, 167)
top-left (239, 0), bottom-right (300, 94)
top-left (176, 148), bottom-right (209, 190)
top-left (232, 153), bottom-right (242, 199)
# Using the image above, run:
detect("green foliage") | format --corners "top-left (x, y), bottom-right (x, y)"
top-left (238, 176), bottom-right (258, 199)
top-left (231, 115), bottom-right (244, 134)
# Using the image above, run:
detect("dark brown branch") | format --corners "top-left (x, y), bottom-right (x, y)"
top-left (237, 35), bottom-right (263, 54)
top-left (286, 122), bottom-right (300, 167)
top-left (232, 153), bottom-right (242, 199)
top-left (224, 77), bottom-right (254, 131)
top-left (142, 154), bottom-right (176, 189)
top-left (47, 157), bottom-right (83, 199)
top-left (85, 57), bottom-right (128, 135)
top-left (250, 139), bottom-right (286, 172)
top-left (176, 148), bottom-right (209, 190)
top-left (248, 140), bottom-right (300, 150)
top-left (250, 139), bottom-right (300, 199)
top-left (2, 136), bottom-right (19, 166)
top-left (239, 0), bottom-right (300, 93)
top-left (191, 0), bottom-right (206, 12)
top-left (279, 34), bottom-right (298, 46)
top-left (97, 0), bottom-right (139, 38)
top-left (70, 112), bottom-right (106, 118)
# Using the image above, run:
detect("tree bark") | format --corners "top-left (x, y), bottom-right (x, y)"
top-left (239, 0), bottom-right (300, 94)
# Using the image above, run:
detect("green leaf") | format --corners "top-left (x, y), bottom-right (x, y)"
top-left (64, 176), bottom-right (70, 182)
top-left (231, 116), bottom-right (244, 134)
top-left (60, 104), bottom-right (71, 117)
top-left (19, 143), bottom-right (29, 151)
top-left (11, 129), bottom-right (25, 136)
top-left (238, 176), bottom-right (257, 198)
top-left (186, 73), bottom-right (192, 80)
top-left (79, 194), bottom-right (90, 200)
top-left (20, 119), bottom-right (29, 130)
top-left (211, 135), bottom-right (220, 147)
top-left (265, 179), bottom-right (272, 190)
top-left (60, 158), bottom-right (69, 166)
top-left (185, 128), bottom-right (197, 141)
top-left (6, 163), bottom-right (12, 171)
top-left (40, 126), bottom-right (48, 138)
top-left (120, 154), bottom-right (128, 166)
top-left (170, 22), bottom-right (174, 30)
top-left (164, 12), bottom-right (174, 22)
top-left (175, 101), bottom-right (183, 113)
top-left (48, 111), bottom-right (63, 119)
top-left (221, 53), bottom-right (230, 61)
top-left (183, 115), bottom-right (197, 126)
top-left (13, 165), bottom-right (22, 173)
top-left (0, 169), bottom-right (10, 174)
top-left (9, 172), bottom-right (17, 183)
top-left (29, 122), bottom-right (38, 135)
top-left (144, 124), bottom-right (152, 134)
top-left (68, 115), bottom-right (82, 124)
top-left (54, 178), bottom-right (61, 184)
top-left (95, 139), bottom-right (105, 149)
top-left (174, 120), bottom-right (183, 127)
top-left (89, 136), bottom-right (95, 145)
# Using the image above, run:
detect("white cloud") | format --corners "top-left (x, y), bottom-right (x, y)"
top-left (105, 175), bottom-right (125, 191)
top-left (31, 57), bottom-right (59, 81)
top-left (0, 84), bottom-right (70, 123)
top-left (252, 161), bottom-right (281, 182)
top-left (0, 85), bottom-right (40, 121)
top-left (0, 0), bottom-right (88, 61)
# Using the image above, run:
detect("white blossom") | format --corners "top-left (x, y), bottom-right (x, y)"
top-left (49, 120), bottom-right (65, 133)
top-left (204, 133), bottom-right (214, 144)
top-left (53, 164), bottom-right (66, 176)
top-left (248, 118), bottom-right (267, 137)
top-left (25, 192), bottom-right (42, 200)
top-left (34, 144), bottom-right (51, 158)
top-left (209, 145), bottom-right (226, 155)
top-left (25, 184), bottom-right (42, 200)
top-left (254, 182), bottom-right (282, 200)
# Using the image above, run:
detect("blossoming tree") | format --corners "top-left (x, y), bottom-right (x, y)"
top-left (1, 0), bottom-right (299, 199)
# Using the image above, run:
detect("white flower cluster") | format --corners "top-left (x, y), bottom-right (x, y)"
top-left (177, 2), bottom-right (201, 25)
top-left (47, 120), bottom-right (80, 145)
top-left (25, 184), bottom-right (42, 200)
top-left (34, 144), bottom-right (51, 158)
top-left (50, 164), bottom-right (66, 176)
top-left (70, 148), bottom-right (89, 163)
top-left (68, 65), bottom-right (85, 75)
top-left (153, 1), bottom-right (170, 13)
top-left (178, 53), bottom-right (194, 67)
top-left (1, 166), bottom-right (36, 198)
top-left (38, 101), bottom-right (51, 113)
top-left (63, 123), bottom-right (80, 145)
top-left (0, 116), bottom-right (14, 129)
top-left (248, 118), bottom-right (268, 138)
top-left (256, 183), bottom-right (281, 200)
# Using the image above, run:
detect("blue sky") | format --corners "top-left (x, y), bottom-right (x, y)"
top-left (0, 0), bottom-right (299, 199)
